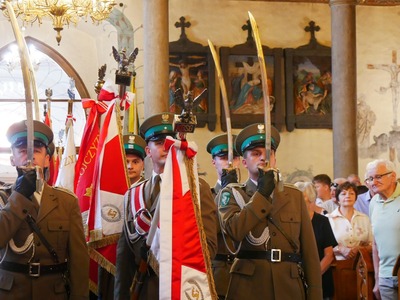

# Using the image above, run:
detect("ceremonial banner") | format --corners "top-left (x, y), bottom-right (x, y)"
top-left (77, 80), bottom-right (130, 294)
top-left (44, 110), bottom-right (59, 185)
top-left (55, 116), bottom-right (76, 191)
top-left (157, 136), bottom-right (215, 300)
top-left (74, 98), bottom-right (108, 215)
top-left (87, 100), bottom-right (129, 238)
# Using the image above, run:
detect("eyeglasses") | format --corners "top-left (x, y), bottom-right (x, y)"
top-left (330, 182), bottom-right (339, 188)
top-left (365, 171), bottom-right (392, 183)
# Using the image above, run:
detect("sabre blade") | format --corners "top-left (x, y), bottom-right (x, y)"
top-left (208, 39), bottom-right (234, 167)
top-left (5, 1), bottom-right (34, 166)
top-left (248, 11), bottom-right (271, 164)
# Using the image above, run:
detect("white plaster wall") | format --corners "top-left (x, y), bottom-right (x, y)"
top-left (1, 0), bottom-right (399, 186)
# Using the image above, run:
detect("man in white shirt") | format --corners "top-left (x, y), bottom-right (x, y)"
top-left (365, 159), bottom-right (399, 300)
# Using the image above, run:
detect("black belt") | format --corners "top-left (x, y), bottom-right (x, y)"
top-left (0, 261), bottom-right (68, 277)
top-left (237, 250), bottom-right (302, 263)
top-left (214, 254), bottom-right (235, 263)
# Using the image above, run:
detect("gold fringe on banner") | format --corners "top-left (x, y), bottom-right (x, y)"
top-left (186, 156), bottom-right (218, 300)
top-left (87, 233), bottom-right (120, 249)
top-left (89, 278), bottom-right (98, 295)
top-left (88, 246), bottom-right (117, 275)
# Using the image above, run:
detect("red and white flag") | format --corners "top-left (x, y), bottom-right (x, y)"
top-left (55, 116), bottom-right (76, 192)
top-left (74, 98), bottom-right (109, 215)
top-left (43, 110), bottom-right (59, 186)
top-left (155, 136), bottom-right (215, 300)
top-left (87, 100), bottom-right (130, 238)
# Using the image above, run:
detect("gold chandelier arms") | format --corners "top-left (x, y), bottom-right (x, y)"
top-left (1, 0), bottom-right (117, 45)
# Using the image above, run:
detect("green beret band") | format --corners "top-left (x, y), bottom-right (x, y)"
top-left (124, 144), bottom-right (145, 157)
top-left (144, 124), bottom-right (174, 140)
top-left (241, 134), bottom-right (277, 153)
top-left (241, 134), bottom-right (265, 153)
top-left (10, 131), bottom-right (50, 146)
top-left (211, 143), bottom-right (229, 156)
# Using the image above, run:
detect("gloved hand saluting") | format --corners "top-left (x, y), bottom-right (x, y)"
top-left (257, 169), bottom-right (275, 199)
top-left (15, 168), bottom-right (37, 199)
top-left (221, 169), bottom-right (238, 188)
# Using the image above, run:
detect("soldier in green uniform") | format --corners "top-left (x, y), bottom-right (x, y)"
top-left (123, 133), bottom-right (146, 186)
top-left (98, 133), bottom-right (147, 300)
top-left (217, 123), bottom-right (322, 300)
top-left (114, 113), bottom-right (217, 299)
top-left (0, 120), bottom-right (89, 299)
top-left (206, 134), bottom-right (240, 299)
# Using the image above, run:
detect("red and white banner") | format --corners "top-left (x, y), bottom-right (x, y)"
top-left (74, 98), bottom-right (108, 214)
top-left (43, 110), bottom-right (59, 186)
top-left (87, 100), bottom-right (129, 237)
top-left (156, 136), bottom-right (214, 300)
top-left (55, 116), bottom-right (76, 192)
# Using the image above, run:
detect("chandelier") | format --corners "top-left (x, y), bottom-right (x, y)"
top-left (1, 0), bottom-right (116, 45)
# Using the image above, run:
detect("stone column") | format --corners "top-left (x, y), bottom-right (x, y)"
top-left (143, 0), bottom-right (169, 118)
top-left (330, 0), bottom-right (358, 177)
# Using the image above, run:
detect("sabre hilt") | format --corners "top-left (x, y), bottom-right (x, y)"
top-left (17, 164), bottom-right (44, 196)
top-left (258, 166), bottom-right (283, 192)
top-left (221, 167), bottom-right (240, 188)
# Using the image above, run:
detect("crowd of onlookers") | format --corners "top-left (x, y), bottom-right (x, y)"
top-left (294, 160), bottom-right (399, 300)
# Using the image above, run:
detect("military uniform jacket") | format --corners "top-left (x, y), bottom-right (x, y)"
top-left (0, 183), bottom-right (89, 300)
top-left (211, 180), bottom-right (236, 298)
top-left (114, 176), bottom-right (217, 300)
top-left (218, 179), bottom-right (322, 300)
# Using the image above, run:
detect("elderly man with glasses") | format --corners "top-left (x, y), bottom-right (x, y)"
top-left (365, 159), bottom-right (400, 300)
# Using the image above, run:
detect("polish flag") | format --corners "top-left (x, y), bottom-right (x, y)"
top-left (87, 100), bottom-right (129, 238)
top-left (155, 136), bottom-right (216, 300)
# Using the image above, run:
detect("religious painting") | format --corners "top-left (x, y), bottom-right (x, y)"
top-left (220, 44), bottom-right (284, 131)
top-left (169, 54), bottom-right (208, 113)
top-left (169, 16), bottom-right (216, 130)
top-left (284, 20), bottom-right (332, 131)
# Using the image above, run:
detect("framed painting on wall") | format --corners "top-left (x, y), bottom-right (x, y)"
top-left (169, 16), bottom-right (216, 130)
top-left (284, 20), bottom-right (332, 131)
top-left (220, 41), bottom-right (284, 131)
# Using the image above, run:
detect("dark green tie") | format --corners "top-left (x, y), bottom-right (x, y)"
top-left (150, 175), bottom-right (161, 205)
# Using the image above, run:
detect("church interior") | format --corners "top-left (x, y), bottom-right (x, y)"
top-left (1, 1), bottom-right (400, 299)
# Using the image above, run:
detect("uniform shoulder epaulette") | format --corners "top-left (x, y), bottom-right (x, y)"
top-left (53, 186), bottom-right (77, 198)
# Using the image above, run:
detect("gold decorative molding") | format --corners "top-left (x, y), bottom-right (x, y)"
top-left (245, 0), bottom-right (400, 6)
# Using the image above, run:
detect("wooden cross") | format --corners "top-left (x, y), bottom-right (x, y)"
top-left (305, 21), bottom-right (320, 43)
top-left (242, 19), bottom-right (253, 43)
top-left (368, 50), bottom-right (400, 129)
top-left (175, 16), bottom-right (191, 40)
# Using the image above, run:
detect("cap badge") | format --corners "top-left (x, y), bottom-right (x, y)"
top-left (162, 113), bottom-right (170, 123)
top-left (128, 135), bottom-right (135, 144)
top-left (257, 124), bottom-right (265, 133)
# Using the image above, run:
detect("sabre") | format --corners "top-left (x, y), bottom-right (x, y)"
top-left (5, 1), bottom-right (42, 190)
top-left (207, 39), bottom-right (235, 171)
top-left (248, 12), bottom-right (282, 190)
top-left (248, 11), bottom-right (272, 166)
